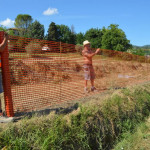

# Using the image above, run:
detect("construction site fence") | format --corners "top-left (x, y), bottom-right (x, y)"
top-left (0, 31), bottom-right (150, 117)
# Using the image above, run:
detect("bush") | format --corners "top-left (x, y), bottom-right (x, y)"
top-left (129, 48), bottom-right (145, 56)
top-left (75, 45), bottom-right (83, 55)
top-left (25, 40), bottom-right (42, 55)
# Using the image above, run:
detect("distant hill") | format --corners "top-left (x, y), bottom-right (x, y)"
top-left (142, 45), bottom-right (150, 49)
top-left (133, 45), bottom-right (150, 49)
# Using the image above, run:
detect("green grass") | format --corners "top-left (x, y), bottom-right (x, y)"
top-left (1, 83), bottom-right (150, 150)
top-left (113, 118), bottom-right (150, 150)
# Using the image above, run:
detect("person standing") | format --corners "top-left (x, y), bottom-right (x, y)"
top-left (0, 32), bottom-right (8, 52)
top-left (82, 40), bottom-right (100, 93)
top-left (0, 32), bottom-right (8, 115)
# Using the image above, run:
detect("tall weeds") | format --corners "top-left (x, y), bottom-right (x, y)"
top-left (1, 83), bottom-right (150, 150)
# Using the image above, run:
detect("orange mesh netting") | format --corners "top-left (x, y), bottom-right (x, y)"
top-left (1, 31), bottom-right (150, 116)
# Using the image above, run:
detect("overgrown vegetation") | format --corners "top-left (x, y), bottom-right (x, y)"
top-left (1, 83), bottom-right (150, 149)
top-left (128, 48), bottom-right (150, 56)
top-left (113, 118), bottom-right (150, 150)
top-left (25, 40), bottom-right (43, 55)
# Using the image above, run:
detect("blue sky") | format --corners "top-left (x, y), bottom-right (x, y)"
top-left (0, 0), bottom-right (150, 46)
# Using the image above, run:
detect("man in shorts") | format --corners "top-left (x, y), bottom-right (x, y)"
top-left (82, 40), bottom-right (100, 93)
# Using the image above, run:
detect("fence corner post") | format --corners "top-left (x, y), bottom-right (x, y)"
top-left (0, 31), bottom-right (14, 117)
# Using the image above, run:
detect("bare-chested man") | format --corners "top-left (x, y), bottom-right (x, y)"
top-left (82, 40), bottom-right (100, 93)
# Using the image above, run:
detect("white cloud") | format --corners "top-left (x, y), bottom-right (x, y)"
top-left (43, 8), bottom-right (58, 16)
top-left (0, 18), bottom-right (14, 28)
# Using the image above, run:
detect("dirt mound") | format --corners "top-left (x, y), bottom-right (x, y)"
top-left (10, 58), bottom-right (83, 85)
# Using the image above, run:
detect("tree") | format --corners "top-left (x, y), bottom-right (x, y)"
top-left (14, 14), bottom-right (33, 37)
top-left (71, 25), bottom-right (75, 34)
top-left (69, 32), bottom-right (76, 44)
top-left (70, 25), bottom-right (76, 44)
top-left (101, 24), bottom-right (132, 51)
top-left (28, 20), bottom-right (44, 39)
top-left (76, 32), bottom-right (85, 45)
top-left (47, 22), bottom-right (58, 41)
top-left (0, 25), bottom-right (15, 36)
top-left (84, 28), bottom-right (103, 48)
top-left (57, 24), bottom-right (76, 44)
top-left (0, 25), bottom-right (7, 32)
top-left (57, 24), bottom-right (70, 43)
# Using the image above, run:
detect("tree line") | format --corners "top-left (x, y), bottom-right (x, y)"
top-left (1, 14), bottom-right (133, 52)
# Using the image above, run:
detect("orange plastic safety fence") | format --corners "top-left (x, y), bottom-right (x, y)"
top-left (8, 35), bottom-right (85, 114)
top-left (0, 31), bottom-right (14, 117)
top-left (1, 33), bottom-right (150, 116)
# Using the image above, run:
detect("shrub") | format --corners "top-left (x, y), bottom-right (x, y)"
top-left (15, 37), bottom-right (28, 52)
top-left (75, 45), bottom-right (83, 55)
top-left (25, 40), bottom-right (42, 55)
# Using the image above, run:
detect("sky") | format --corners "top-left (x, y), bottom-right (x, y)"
top-left (0, 0), bottom-right (150, 46)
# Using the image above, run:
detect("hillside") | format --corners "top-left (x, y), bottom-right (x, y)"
top-left (133, 45), bottom-right (150, 50)
top-left (113, 117), bottom-right (150, 150)
top-left (1, 82), bottom-right (150, 150)
top-left (8, 51), bottom-right (150, 114)
top-left (142, 45), bottom-right (150, 49)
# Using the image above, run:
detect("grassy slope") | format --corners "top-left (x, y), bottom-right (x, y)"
top-left (1, 82), bottom-right (150, 149)
top-left (113, 117), bottom-right (150, 150)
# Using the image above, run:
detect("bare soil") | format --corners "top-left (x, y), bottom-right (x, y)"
top-left (9, 55), bottom-right (150, 114)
